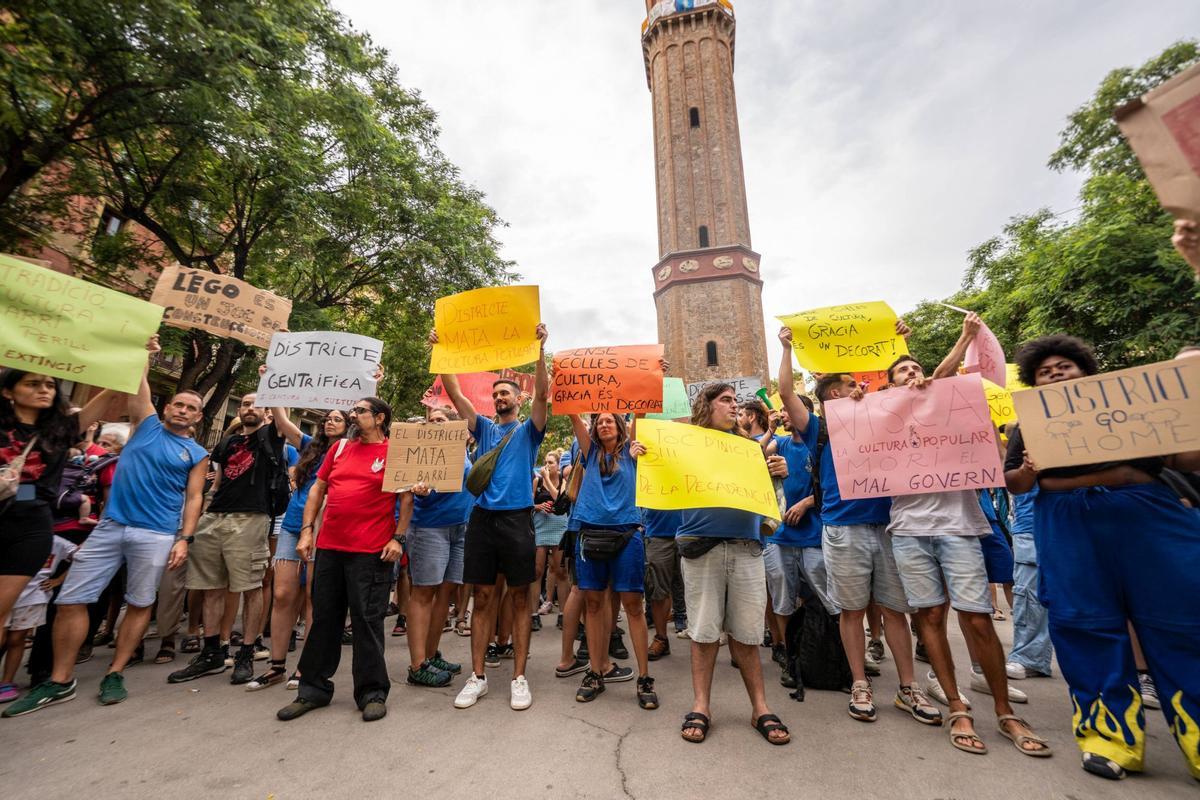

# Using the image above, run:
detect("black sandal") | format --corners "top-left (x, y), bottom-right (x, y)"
top-left (681, 711), bottom-right (710, 743)
top-left (153, 641), bottom-right (176, 664)
top-left (752, 713), bottom-right (790, 745)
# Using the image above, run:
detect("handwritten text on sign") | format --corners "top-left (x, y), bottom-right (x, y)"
top-left (634, 419), bottom-right (781, 519)
top-left (382, 421), bottom-right (469, 493)
top-left (778, 301), bottom-right (908, 373)
top-left (255, 332), bottom-right (381, 410)
top-left (0, 254), bottom-right (163, 394)
top-left (1011, 359), bottom-right (1200, 469)
top-left (430, 285), bottom-right (541, 373)
top-left (647, 377), bottom-right (691, 420)
top-left (551, 344), bottom-right (663, 414)
top-left (964, 322), bottom-right (1007, 388)
top-left (686, 375), bottom-right (762, 405)
top-left (150, 265), bottom-right (291, 349)
top-left (825, 374), bottom-right (1004, 499)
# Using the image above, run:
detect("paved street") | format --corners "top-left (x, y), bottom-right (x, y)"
top-left (3, 614), bottom-right (1194, 799)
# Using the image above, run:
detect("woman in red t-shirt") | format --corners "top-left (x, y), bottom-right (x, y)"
top-left (276, 397), bottom-right (412, 723)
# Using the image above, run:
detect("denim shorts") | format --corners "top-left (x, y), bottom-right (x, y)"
top-left (891, 534), bottom-right (993, 614)
top-left (274, 527), bottom-right (312, 563)
top-left (576, 530), bottom-right (645, 594)
top-left (821, 523), bottom-right (911, 613)
top-left (680, 538), bottom-right (767, 645)
top-left (57, 518), bottom-right (175, 607)
top-left (407, 524), bottom-right (466, 587)
top-left (763, 542), bottom-right (839, 616)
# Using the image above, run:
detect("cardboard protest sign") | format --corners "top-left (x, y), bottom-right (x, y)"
top-left (150, 265), bottom-right (290, 349)
top-left (778, 301), bottom-right (908, 373)
top-left (1011, 359), bottom-right (1200, 469)
top-left (422, 372), bottom-right (498, 417)
top-left (982, 379), bottom-right (1018, 428)
top-left (430, 285), bottom-right (541, 373)
top-left (647, 377), bottom-right (690, 420)
top-left (964, 322), bottom-right (1007, 388)
top-left (1115, 62), bottom-right (1200, 218)
top-left (255, 332), bottom-right (382, 409)
top-left (551, 344), bottom-right (663, 414)
top-left (382, 421), bottom-right (470, 493)
top-left (0, 254), bottom-right (163, 393)
top-left (824, 374), bottom-right (1004, 499)
top-left (686, 375), bottom-right (762, 405)
top-left (635, 419), bottom-right (781, 520)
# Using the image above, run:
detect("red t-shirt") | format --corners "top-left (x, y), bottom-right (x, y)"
top-left (316, 439), bottom-right (397, 553)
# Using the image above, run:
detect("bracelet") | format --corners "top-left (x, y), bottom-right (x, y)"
top-left (301, 524), bottom-right (314, 532)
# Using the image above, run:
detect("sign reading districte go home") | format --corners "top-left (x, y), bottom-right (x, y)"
top-left (0, 254), bottom-right (163, 393)
top-left (150, 265), bottom-right (291, 349)
top-left (430, 285), bottom-right (541, 373)
top-left (382, 420), bottom-right (470, 493)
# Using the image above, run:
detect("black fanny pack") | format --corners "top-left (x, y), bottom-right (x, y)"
top-left (676, 536), bottom-right (722, 560)
top-left (579, 527), bottom-right (635, 562)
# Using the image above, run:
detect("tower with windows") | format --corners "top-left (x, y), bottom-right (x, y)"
top-left (642, 0), bottom-right (769, 386)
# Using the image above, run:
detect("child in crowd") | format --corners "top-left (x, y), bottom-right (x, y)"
top-left (0, 536), bottom-right (78, 702)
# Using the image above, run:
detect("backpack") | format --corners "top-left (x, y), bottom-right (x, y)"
top-left (250, 429), bottom-right (291, 519)
top-left (808, 417), bottom-right (829, 512)
top-left (53, 453), bottom-right (119, 523)
top-left (784, 602), bottom-right (852, 700)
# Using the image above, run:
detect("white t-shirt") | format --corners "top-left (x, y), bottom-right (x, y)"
top-left (887, 490), bottom-right (991, 537)
top-left (15, 535), bottom-right (78, 608)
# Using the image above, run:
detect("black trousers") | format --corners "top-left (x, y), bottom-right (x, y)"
top-left (297, 548), bottom-right (392, 708)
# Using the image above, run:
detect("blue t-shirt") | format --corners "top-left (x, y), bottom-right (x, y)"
top-left (1010, 484), bottom-right (1037, 534)
top-left (103, 416), bottom-right (209, 535)
top-left (676, 506), bottom-right (760, 540)
top-left (472, 416), bottom-right (546, 511)
top-left (978, 490), bottom-right (1006, 538)
top-left (799, 414), bottom-right (890, 527)
top-left (572, 443), bottom-right (639, 528)
top-left (641, 508), bottom-right (682, 539)
top-left (286, 444), bottom-right (299, 467)
top-left (280, 434), bottom-right (314, 534)
top-left (413, 453), bottom-right (474, 528)
top-left (773, 434), bottom-right (822, 547)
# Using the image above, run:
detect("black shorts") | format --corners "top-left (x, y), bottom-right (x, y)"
top-left (0, 500), bottom-right (53, 576)
top-left (463, 506), bottom-right (536, 587)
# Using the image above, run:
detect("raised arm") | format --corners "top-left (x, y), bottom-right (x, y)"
top-left (777, 326), bottom-right (812, 434)
top-left (427, 328), bottom-right (480, 431)
top-left (531, 323), bottom-right (549, 432)
top-left (932, 312), bottom-right (981, 379)
top-left (76, 388), bottom-right (118, 433)
top-left (569, 413), bottom-right (592, 460)
top-left (270, 407), bottom-right (303, 448)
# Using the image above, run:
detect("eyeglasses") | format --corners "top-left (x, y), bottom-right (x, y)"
top-left (349, 406), bottom-right (373, 416)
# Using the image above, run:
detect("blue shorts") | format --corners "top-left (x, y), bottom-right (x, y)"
top-left (576, 529), bottom-right (645, 594)
top-left (407, 524), bottom-right (466, 587)
top-left (57, 518), bottom-right (175, 607)
top-left (979, 530), bottom-right (1014, 584)
top-left (891, 534), bottom-right (993, 614)
top-left (274, 527), bottom-right (311, 563)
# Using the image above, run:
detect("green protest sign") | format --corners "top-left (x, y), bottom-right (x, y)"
top-left (647, 377), bottom-right (690, 420)
top-left (0, 254), bottom-right (164, 393)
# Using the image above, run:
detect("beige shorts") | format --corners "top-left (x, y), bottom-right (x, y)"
top-left (4, 603), bottom-right (48, 630)
top-left (680, 538), bottom-right (767, 645)
top-left (187, 512), bottom-right (270, 593)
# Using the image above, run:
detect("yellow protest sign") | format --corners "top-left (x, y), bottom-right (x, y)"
top-left (1005, 363), bottom-right (1030, 391)
top-left (430, 285), bottom-right (541, 373)
top-left (778, 301), bottom-right (908, 373)
top-left (635, 419), bottom-right (781, 519)
top-left (0, 254), bottom-right (163, 393)
top-left (982, 379), bottom-right (1018, 428)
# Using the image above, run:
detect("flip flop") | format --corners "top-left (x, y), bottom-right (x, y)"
top-left (947, 710), bottom-right (987, 754)
top-left (153, 644), bottom-right (176, 664)
top-left (681, 711), bottom-right (710, 743)
top-left (997, 714), bottom-right (1052, 757)
top-left (752, 713), bottom-right (790, 745)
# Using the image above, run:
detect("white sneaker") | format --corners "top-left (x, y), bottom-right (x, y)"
top-left (676, 628), bottom-right (691, 640)
top-left (864, 651), bottom-right (882, 677)
top-left (510, 675), bottom-right (532, 710)
top-left (970, 670), bottom-right (1027, 703)
top-left (454, 673), bottom-right (488, 709)
top-left (1006, 661), bottom-right (1028, 680)
top-left (925, 670), bottom-right (971, 709)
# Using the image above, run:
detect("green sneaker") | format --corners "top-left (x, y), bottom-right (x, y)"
top-left (1, 680), bottom-right (76, 717)
top-left (98, 672), bottom-right (127, 705)
top-left (429, 651), bottom-right (462, 675)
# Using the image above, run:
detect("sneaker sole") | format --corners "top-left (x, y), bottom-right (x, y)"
top-left (246, 678), bottom-right (285, 692)
top-left (555, 664), bottom-right (588, 678)
top-left (511, 699), bottom-right (532, 710)
top-left (848, 706), bottom-right (877, 722)
top-left (454, 688), bottom-right (487, 709)
top-left (894, 698), bottom-right (943, 725)
top-left (3, 692), bottom-right (76, 717)
top-left (575, 691), bottom-right (602, 703)
top-left (167, 665), bottom-right (228, 684)
top-left (99, 694), bottom-right (127, 706)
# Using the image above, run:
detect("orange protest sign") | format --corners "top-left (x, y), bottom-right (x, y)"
top-left (551, 344), bottom-right (664, 415)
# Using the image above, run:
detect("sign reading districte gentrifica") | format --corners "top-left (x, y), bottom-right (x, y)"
top-left (779, 301), bottom-right (908, 373)
top-left (430, 285), bottom-right (541, 373)
top-left (635, 419), bottom-right (781, 519)
top-left (255, 332), bottom-right (382, 409)
top-left (150, 265), bottom-right (290, 349)
top-left (551, 344), bottom-right (663, 414)
top-left (382, 421), bottom-right (469, 493)
top-left (0, 254), bottom-right (163, 393)
top-left (686, 375), bottom-right (762, 405)
top-left (824, 374), bottom-right (1004, 499)
top-left (1011, 359), bottom-right (1200, 469)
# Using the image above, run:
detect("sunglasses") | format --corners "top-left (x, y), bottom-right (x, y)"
top-left (349, 406), bottom-right (374, 416)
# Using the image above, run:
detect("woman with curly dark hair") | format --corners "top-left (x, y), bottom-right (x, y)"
top-left (1005, 334), bottom-right (1200, 782)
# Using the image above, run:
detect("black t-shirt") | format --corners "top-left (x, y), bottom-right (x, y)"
top-left (0, 421), bottom-right (68, 504)
top-left (1003, 425), bottom-right (1164, 481)
top-left (208, 425), bottom-right (285, 514)
top-left (533, 471), bottom-right (560, 506)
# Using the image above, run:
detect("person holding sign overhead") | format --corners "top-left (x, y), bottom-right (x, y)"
top-left (428, 322), bottom-right (549, 712)
top-left (1005, 335), bottom-right (1200, 782)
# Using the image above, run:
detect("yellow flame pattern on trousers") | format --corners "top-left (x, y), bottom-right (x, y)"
top-left (1169, 691), bottom-right (1200, 779)
top-left (1071, 686), bottom-right (1145, 772)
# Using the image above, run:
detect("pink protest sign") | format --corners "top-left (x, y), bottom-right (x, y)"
top-left (964, 322), bottom-right (1006, 388)
top-left (824, 374), bottom-right (1005, 499)
top-left (422, 372), bottom-right (498, 416)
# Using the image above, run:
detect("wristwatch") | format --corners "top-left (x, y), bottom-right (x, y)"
top-left (178, 535), bottom-right (195, 544)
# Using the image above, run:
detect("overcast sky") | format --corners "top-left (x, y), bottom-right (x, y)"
top-left (335, 0), bottom-right (1199, 371)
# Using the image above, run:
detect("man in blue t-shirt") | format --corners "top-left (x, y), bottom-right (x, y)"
top-left (26, 342), bottom-right (209, 713)
top-left (429, 323), bottom-right (548, 713)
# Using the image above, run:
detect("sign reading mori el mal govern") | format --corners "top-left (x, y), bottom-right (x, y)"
top-left (824, 374), bottom-right (1005, 499)
top-left (429, 285), bottom-right (541, 374)
top-left (150, 265), bottom-right (291, 349)
top-left (551, 344), bottom-right (664, 415)
top-left (0, 254), bottom-right (163, 394)
top-left (686, 375), bottom-right (762, 405)
top-left (778, 301), bottom-right (909, 373)
top-left (255, 332), bottom-right (382, 410)
top-left (635, 419), bottom-right (781, 520)
top-left (382, 420), bottom-right (470, 493)
top-left (1011, 359), bottom-right (1200, 469)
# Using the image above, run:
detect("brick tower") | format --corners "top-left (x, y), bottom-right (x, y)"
top-left (642, 0), bottom-right (768, 388)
